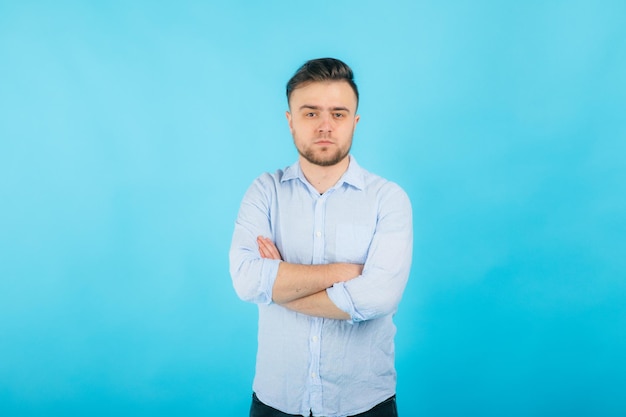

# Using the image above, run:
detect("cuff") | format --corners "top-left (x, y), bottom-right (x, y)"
top-left (259, 259), bottom-right (281, 305)
top-left (326, 282), bottom-right (365, 323)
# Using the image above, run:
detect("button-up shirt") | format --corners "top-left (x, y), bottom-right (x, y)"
top-left (229, 156), bottom-right (413, 417)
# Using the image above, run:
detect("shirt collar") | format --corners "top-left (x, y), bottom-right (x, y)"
top-left (281, 156), bottom-right (365, 191)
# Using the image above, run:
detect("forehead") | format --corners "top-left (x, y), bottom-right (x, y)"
top-left (289, 81), bottom-right (358, 110)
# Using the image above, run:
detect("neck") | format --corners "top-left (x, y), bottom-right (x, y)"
top-left (300, 155), bottom-right (350, 194)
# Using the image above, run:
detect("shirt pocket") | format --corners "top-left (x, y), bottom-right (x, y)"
top-left (335, 223), bottom-right (373, 264)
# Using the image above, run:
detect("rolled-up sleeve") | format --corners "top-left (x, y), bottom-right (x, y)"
top-left (327, 184), bottom-right (413, 322)
top-left (229, 175), bottom-right (280, 304)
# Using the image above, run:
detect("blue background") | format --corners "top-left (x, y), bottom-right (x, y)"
top-left (1, 1), bottom-right (625, 416)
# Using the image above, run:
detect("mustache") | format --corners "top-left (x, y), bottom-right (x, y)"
top-left (315, 133), bottom-right (334, 140)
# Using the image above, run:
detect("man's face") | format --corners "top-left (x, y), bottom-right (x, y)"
top-left (286, 81), bottom-right (360, 167)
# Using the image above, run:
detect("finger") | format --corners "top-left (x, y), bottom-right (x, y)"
top-left (262, 238), bottom-right (278, 257)
top-left (257, 236), bottom-right (271, 258)
top-left (257, 236), bottom-right (276, 259)
top-left (257, 236), bottom-right (281, 260)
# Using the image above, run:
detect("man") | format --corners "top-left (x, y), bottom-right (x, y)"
top-left (230, 58), bottom-right (413, 417)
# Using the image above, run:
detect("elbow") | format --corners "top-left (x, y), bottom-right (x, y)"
top-left (356, 294), bottom-right (402, 322)
top-left (358, 264), bottom-right (411, 321)
top-left (230, 248), bottom-right (258, 303)
top-left (229, 253), bottom-right (276, 305)
top-left (230, 268), bottom-right (255, 302)
top-left (231, 272), bottom-right (258, 303)
top-left (230, 263), bottom-right (264, 303)
top-left (375, 291), bottom-right (404, 318)
top-left (350, 278), bottom-right (407, 322)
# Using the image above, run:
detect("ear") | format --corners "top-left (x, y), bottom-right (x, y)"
top-left (354, 114), bottom-right (360, 126)
top-left (285, 110), bottom-right (294, 133)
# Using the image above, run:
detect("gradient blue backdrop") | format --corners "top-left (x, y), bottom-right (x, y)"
top-left (1, 1), bottom-right (625, 416)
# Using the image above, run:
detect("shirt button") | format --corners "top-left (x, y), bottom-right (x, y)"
top-left (315, 231), bottom-right (321, 237)
top-left (311, 373), bottom-right (317, 379)
top-left (312, 336), bottom-right (318, 342)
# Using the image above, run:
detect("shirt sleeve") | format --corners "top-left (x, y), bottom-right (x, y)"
top-left (229, 174), bottom-right (281, 305)
top-left (327, 183), bottom-right (413, 322)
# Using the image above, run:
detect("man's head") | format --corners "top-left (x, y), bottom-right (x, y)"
top-left (285, 58), bottom-right (360, 168)
top-left (286, 58), bottom-right (359, 109)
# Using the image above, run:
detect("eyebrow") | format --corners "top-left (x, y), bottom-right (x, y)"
top-left (299, 105), bottom-right (352, 113)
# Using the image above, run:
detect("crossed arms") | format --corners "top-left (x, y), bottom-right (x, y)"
top-left (257, 236), bottom-right (361, 320)
top-left (229, 174), bottom-right (413, 322)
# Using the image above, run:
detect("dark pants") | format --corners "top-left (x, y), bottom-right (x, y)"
top-left (250, 393), bottom-right (398, 417)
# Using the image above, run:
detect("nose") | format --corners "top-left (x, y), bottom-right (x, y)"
top-left (317, 113), bottom-right (333, 133)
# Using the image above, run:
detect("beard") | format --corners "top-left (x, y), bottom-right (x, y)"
top-left (298, 145), bottom-right (351, 167)
top-left (293, 132), bottom-right (353, 167)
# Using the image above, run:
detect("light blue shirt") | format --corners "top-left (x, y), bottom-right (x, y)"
top-left (229, 156), bottom-right (413, 417)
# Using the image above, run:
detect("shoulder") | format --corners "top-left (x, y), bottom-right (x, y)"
top-left (251, 166), bottom-right (290, 187)
top-left (359, 167), bottom-right (410, 202)
top-left (349, 158), bottom-right (407, 197)
top-left (246, 164), bottom-right (296, 196)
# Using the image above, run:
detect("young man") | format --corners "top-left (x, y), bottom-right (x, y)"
top-left (230, 58), bottom-right (413, 417)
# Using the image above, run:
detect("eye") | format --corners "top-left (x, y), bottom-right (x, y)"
top-left (334, 113), bottom-right (345, 118)
top-left (305, 112), bottom-right (316, 118)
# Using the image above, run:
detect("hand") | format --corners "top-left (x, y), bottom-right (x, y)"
top-left (257, 236), bottom-right (283, 260)
top-left (335, 263), bottom-right (364, 282)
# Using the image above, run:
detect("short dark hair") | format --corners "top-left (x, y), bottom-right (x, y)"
top-left (286, 58), bottom-right (359, 106)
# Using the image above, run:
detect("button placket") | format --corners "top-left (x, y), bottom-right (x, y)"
top-left (307, 193), bottom-right (327, 411)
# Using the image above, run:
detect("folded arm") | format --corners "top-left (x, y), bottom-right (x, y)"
top-left (228, 176), bottom-right (362, 313)
top-left (257, 236), bottom-right (357, 320)
top-left (326, 185), bottom-right (413, 322)
top-left (229, 174), bottom-right (412, 323)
